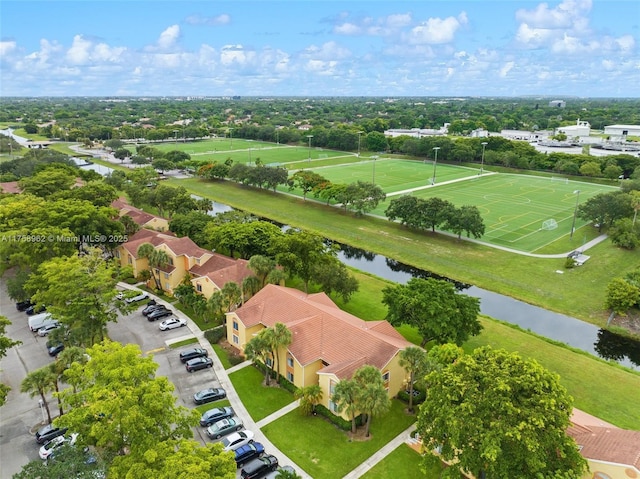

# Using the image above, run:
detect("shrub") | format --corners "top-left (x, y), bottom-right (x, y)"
top-left (278, 376), bottom-right (297, 394)
top-left (397, 388), bottom-right (426, 404)
top-left (314, 404), bottom-right (364, 431)
top-left (204, 326), bottom-right (226, 345)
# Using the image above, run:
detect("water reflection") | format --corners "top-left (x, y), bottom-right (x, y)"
top-left (595, 329), bottom-right (640, 367)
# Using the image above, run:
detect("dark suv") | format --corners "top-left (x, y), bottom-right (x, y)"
top-left (146, 308), bottom-right (173, 321)
top-left (35, 424), bottom-right (68, 444)
top-left (179, 347), bottom-right (208, 363)
top-left (240, 455), bottom-right (278, 479)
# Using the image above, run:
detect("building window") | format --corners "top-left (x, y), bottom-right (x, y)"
top-left (128, 256), bottom-right (132, 264)
top-left (196, 283), bottom-right (202, 292)
top-left (114, 250), bottom-right (120, 258)
top-left (233, 321), bottom-right (238, 331)
top-left (382, 371), bottom-right (390, 382)
top-left (232, 334), bottom-right (239, 345)
top-left (196, 258), bottom-right (200, 264)
top-left (164, 272), bottom-right (169, 279)
top-left (266, 357), bottom-right (273, 368)
top-left (287, 357), bottom-right (294, 367)
top-left (168, 257), bottom-right (174, 266)
top-left (329, 401), bottom-right (338, 413)
top-left (286, 372), bottom-right (294, 382)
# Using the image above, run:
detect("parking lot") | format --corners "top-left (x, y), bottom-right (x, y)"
top-left (0, 286), bottom-right (224, 477)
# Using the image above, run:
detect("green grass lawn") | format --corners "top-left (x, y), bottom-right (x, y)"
top-left (228, 366), bottom-right (295, 421)
top-left (169, 177), bottom-right (640, 327)
top-left (261, 400), bottom-right (416, 479)
top-left (360, 444), bottom-right (445, 479)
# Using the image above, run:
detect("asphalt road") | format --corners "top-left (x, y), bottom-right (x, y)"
top-left (0, 285), bottom-right (225, 478)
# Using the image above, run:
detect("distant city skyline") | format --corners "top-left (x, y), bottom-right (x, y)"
top-left (1, 0), bottom-right (638, 97)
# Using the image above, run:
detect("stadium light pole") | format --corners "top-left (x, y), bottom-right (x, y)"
top-left (480, 141), bottom-right (488, 176)
top-left (371, 155), bottom-right (378, 184)
top-left (357, 131), bottom-right (364, 157)
top-left (570, 190), bottom-right (580, 239)
top-left (431, 147), bottom-right (441, 185)
top-left (307, 135), bottom-right (314, 163)
top-left (229, 128), bottom-right (234, 149)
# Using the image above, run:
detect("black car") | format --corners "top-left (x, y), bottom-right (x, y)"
top-left (46, 340), bottom-right (65, 357)
top-left (179, 347), bottom-right (209, 363)
top-left (234, 442), bottom-right (264, 468)
top-left (35, 424), bottom-right (68, 444)
top-left (199, 406), bottom-right (235, 427)
top-left (240, 455), bottom-right (278, 479)
top-left (16, 299), bottom-right (33, 311)
top-left (185, 357), bottom-right (213, 372)
top-left (25, 304), bottom-right (46, 315)
top-left (142, 302), bottom-right (164, 316)
top-left (193, 387), bottom-right (226, 405)
top-left (146, 308), bottom-right (173, 321)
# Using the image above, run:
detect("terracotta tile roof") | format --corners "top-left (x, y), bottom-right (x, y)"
top-left (0, 181), bottom-right (21, 194)
top-left (120, 228), bottom-right (209, 260)
top-left (111, 197), bottom-right (162, 227)
top-left (234, 285), bottom-right (412, 379)
top-left (190, 253), bottom-right (238, 276)
top-left (200, 260), bottom-right (254, 288)
top-left (567, 410), bottom-right (640, 469)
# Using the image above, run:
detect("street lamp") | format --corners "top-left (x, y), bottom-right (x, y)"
top-left (38, 399), bottom-right (46, 424)
top-left (371, 155), bottom-right (379, 184)
top-left (570, 190), bottom-right (580, 239)
top-left (174, 129), bottom-right (179, 143)
top-left (357, 131), bottom-right (364, 157)
top-left (480, 141), bottom-right (488, 176)
top-left (229, 128), bottom-right (234, 149)
top-left (306, 135), bottom-right (314, 162)
top-left (431, 147), bottom-right (441, 185)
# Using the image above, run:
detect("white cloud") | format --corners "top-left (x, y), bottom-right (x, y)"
top-left (185, 14), bottom-right (230, 26)
top-left (333, 11), bottom-right (412, 37)
top-left (220, 44), bottom-right (256, 66)
top-left (515, 0), bottom-right (591, 29)
top-left (406, 13), bottom-right (467, 45)
top-left (499, 61), bottom-right (515, 77)
top-left (334, 23), bottom-right (361, 35)
top-left (66, 35), bottom-right (92, 64)
top-left (0, 40), bottom-right (17, 57)
top-left (386, 13), bottom-right (412, 28)
top-left (303, 41), bottom-right (351, 61)
top-left (157, 25), bottom-right (180, 50)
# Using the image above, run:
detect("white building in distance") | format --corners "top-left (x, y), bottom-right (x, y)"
top-left (556, 120), bottom-right (591, 138)
top-left (604, 125), bottom-right (640, 139)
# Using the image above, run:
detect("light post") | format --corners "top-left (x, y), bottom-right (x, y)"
top-left (480, 141), bottom-right (488, 176)
top-left (173, 129), bottom-right (179, 143)
top-left (431, 147), bottom-right (440, 185)
top-left (371, 155), bottom-right (378, 184)
top-left (570, 190), bottom-right (580, 239)
top-left (306, 135), bottom-right (314, 163)
top-left (38, 399), bottom-right (46, 424)
top-left (229, 128), bottom-right (234, 149)
top-left (276, 129), bottom-right (279, 145)
top-left (357, 131), bottom-right (364, 157)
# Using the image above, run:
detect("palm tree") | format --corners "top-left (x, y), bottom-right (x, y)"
top-left (220, 282), bottom-right (242, 312)
top-left (294, 385), bottom-right (323, 416)
top-left (260, 328), bottom-right (276, 385)
top-left (331, 379), bottom-right (359, 433)
top-left (58, 346), bottom-right (89, 394)
top-left (137, 243), bottom-right (170, 291)
top-left (248, 255), bottom-right (276, 287)
top-left (271, 323), bottom-right (292, 383)
top-left (275, 469), bottom-right (303, 479)
top-left (266, 268), bottom-right (287, 286)
top-left (630, 190), bottom-right (640, 226)
top-left (244, 333), bottom-right (272, 385)
top-left (353, 365), bottom-right (391, 437)
top-left (241, 275), bottom-right (261, 304)
top-left (21, 368), bottom-right (54, 424)
top-left (398, 346), bottom-right (427, 413)
top-left (47, 362), bottom-right (66, 417)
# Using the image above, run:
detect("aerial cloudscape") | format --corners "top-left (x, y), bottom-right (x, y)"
top-left (1, 0), bottom-right (638, 97)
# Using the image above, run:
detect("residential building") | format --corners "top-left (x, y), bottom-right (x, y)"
top-left (549, 99), bottom-right (566, 108)
top-left (225, 284), bottom-right (413, 420)
top-left (111, 198), bottom-right (169, 232)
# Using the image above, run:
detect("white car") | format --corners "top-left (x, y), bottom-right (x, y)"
top-left (37, 322), bottom-right (60, 336)
top-left (159, 317), bottom-right (187, 331)
top-left (125, 292), bottom-right (149, 303)
top-left (39, 433), bottom-right (78, 460)
top-left (221, 430), bottom-right (255, 451)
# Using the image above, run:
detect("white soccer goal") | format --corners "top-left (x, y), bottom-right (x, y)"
top-left (541, 219), bottom-right (558, 230)
top-left (550, 177), bottom-right (569, 184)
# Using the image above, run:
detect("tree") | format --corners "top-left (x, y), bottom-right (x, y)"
top-left (13, 443), bottom-right (107, 479)
top-left (0, 316), bottom-right (21, 406)
top-left (398, 346), bottom-right (427, 413)
top-left (205, 221), bottom-right (283, 259)
top-left (244, 331), bottom-right (273, 385)
top-left (289, 170), bottom-right (328, 200)
top-left (241, 275), bottom-right (261, 304)
top-left (114, 147), bottom-right (130, 163)
top-left (577, 191), bottom-right (633, 231)
top-left (248, 255), bottom-right (277, 287)
top-left (609, 218), bottom-right (640, 250)
top-left (152, 158), bottom-right (174, 174)
top-left (366, 131), bottom-right (388, 152)
top-left (417, 347), bottom-right (588, 479)
top-left (382, 278), bottom-right (482, 347)
top-left (137, 243), bottom-right (170, 291)
top-left (331, 378), bottom-right (359, 433)
top-left (18, 167), bottom-right (76, 197)
top-left (57, 341), bottom-right (200, 460)
top-left (169, 210), bottom-right (215, 246)
top-left (342, 181), bottom-right (386, 216)
top-left (385, 195), bottom-right (420, 227)
top-left (444, 205), bottom-right (486, 239)
top-left (311, 256), bottom-right (359, 302)
top-left (270, 323), bottom-right (292, 384)
top-left (353, 365), bottom-right (391, 437)
top-left (21, 367), bottom-right (54, 424)
top-left (294, 385), bottom-right (323, 416)
top-left (604, 277), bottom-right (640, 315)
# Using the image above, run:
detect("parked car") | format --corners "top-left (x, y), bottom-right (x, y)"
top-left (234, 442), bottom-right (265, 468)
top-left (39, 433), bottom-right (78, 460)
top-left (263, 465), bottom-right (296, 479)
top-left (25, 304), bottom-right (46, 315)
top-left (46, 340), bottom-right (64, 357)
top-left (35, 424), bottom-right (68, 444)
top-left (193, 387), bottom-right (226, 405)
top-left (146, 308), bottom-right (173, 321)
top-left (206, 416), bottom-right (243, 439)
top-left (200, 406), bottom-right (235, 427)
top-left (185, 357), bottom-right (213, 373)
top-left (159, 317), bottom-right (187, 331)
top-left (221, 430), bottom-right (254, 451)
top-left (179, 347), bottom-right (208, 363)
top-left (37, 321), bottom-right (60, 336)
top-left (240, 455), bottom-right (279, 479)
top-left (125, 292), bottom-right (149, 303)
top-left (16, 299), bottom-right (33, 311)
top-left (142, 302), bottom-right (164, 316)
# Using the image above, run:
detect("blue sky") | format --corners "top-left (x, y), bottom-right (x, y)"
top-left (1, 0), bottom-right (638, 97)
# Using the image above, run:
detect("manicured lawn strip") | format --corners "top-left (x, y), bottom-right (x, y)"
top-left (212, 344), bottom-right (233, 369)
top-left (261, 401), bottom-right (416, 479)
top-left (168, 337), bottom-right (199, 349)
top-left (228, 366), bottom-right (295, 422)
top-left (169, 177), bottom-right (640, 326)
top-left (360, 444), bottom-right (442, 479)
top-left (465, 318), bottom-right (640, 430)
top-left (194, 400), bottom-right (232, 415)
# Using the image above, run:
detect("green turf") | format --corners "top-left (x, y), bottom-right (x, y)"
top-left (360, 444), bottom-right (443, 479)
top-left (261, 400), bottom-right (416, 479)
top-left (228, 365), bottom-right (295, 421)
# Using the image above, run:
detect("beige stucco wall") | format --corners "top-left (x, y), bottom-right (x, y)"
top-left (142, 217), bottom-right (169, 232)
top-left (581, 460), bottom-right (639, 479)
top-left (191, 276), bottom-right (220, 300)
